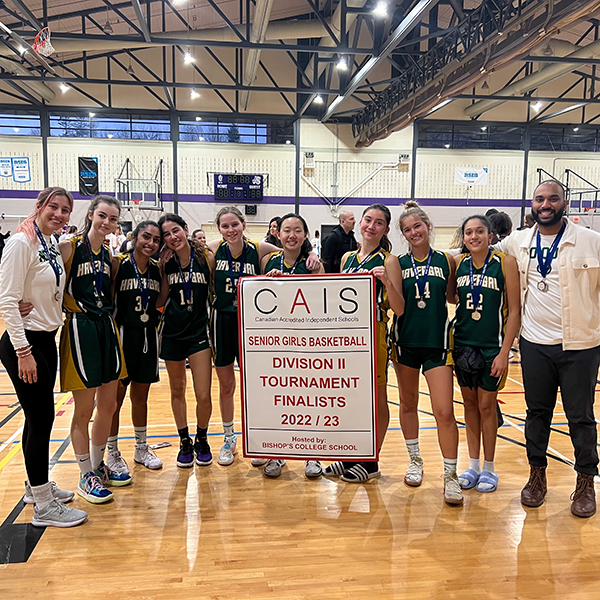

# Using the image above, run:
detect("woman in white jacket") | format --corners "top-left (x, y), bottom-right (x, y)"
top-left (0, 187), bottom-right (87, 528)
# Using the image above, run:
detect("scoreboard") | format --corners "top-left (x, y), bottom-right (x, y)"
top-left (214, 173), bottom-right (264, 201)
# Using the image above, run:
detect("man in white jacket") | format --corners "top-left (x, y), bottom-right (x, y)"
top-left (497, 180), bottom-right (600, 518)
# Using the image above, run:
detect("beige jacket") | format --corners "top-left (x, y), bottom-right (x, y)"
top-left (496, 219), bottom-right (600, 351)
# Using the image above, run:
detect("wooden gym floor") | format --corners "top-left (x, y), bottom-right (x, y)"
top-left (0, 329), bottom-right (599, 599)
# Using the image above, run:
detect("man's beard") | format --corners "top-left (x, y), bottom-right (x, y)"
top-left (532, 204), bottom-right (565, 227)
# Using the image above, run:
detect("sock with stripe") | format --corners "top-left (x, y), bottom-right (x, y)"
top-left (107, 435), bottom-right (119, 453)
top-left (223, 421), bottom-right (234, 438)
top-left (443, 458), bottom-right (458, 475)
top-left (405, 438), bottom-right (421, 458)
top-left (134, 427), bottom-right (147, 448)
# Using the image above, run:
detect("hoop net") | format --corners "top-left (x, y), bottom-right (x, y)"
top-left (584, 206), bottom-right (598, 212)
top-left (32, 27), bottom-right (55, 57)
top-left (132, 197), bottom-right (141, 206)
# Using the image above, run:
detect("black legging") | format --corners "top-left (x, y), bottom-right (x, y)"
top-left (0, 329), bottom-right (58, 486)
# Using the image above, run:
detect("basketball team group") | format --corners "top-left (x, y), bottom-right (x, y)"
top-left (1, 178), bottom-right (599, 529)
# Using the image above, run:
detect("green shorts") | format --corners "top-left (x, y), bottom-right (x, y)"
top-left (119, 325), bottom-right (160, 386)
top-left (453, 346), bottom-right (507, 392)
top-left (394, 346), bottom-right (452, 373)
top-left (159, 332), bottom-right (210, 362)
top-left (210, 309), bottom-right (239, 368)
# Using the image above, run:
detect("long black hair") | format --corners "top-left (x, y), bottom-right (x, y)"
top-left (278, 213), bottom-right (313, 259)
top-left (129, 220), bottom-right (161, 254)
top-left (158, 213), bottom-right (207, 265)
top-left (361, 203), bottom-right (392, 252)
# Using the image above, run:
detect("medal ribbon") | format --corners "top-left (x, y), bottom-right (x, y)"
top-left (131, 253), bottom-right (150, 313)
top-left (536, 221), bottom-right (566, 279)
top-left (409, 248), bottom-right (433, 299)
top-left (34, 222), bottom-right (61, 287)
top-left (347, 247), bottom-right (381, 273)
top-left (280, 251), bottom-right (302, 274)
top-left (175, 247), bottom-right (194, 304)
top-left (226, 241), bottom-right (246, 293)
top-left (469, 249), bottom-right (492, 312)
top-left (85, 236), bottom-right (105, 300)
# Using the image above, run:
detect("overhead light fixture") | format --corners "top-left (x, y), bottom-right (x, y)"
top-left (198, 136), bottom-right (204, 141)
top-left (59, 82), bottom-right (69, 93)
top-left (542, 43), bottom-right (553, 56)
top-left (107, 134), bottom-right (114, 138)
top-left (190, 88), bottom-right (200, 99)
top-left (532, 101), bottom-right (542, 112)
top-left (313, 95), bottom-right (323, 104)
top-left (444, 144), bottom-right (450, 148)
top-left (89, 112), bottom-right (96, 118)
top-left (195, 116), bottom-right (202, 121)
top-left (184, 50), bottom-right (195, 64)
top-left (285, 140), bottom-right (291, 144)
top-left (573, 127), bottom-right (580, 132)
top-left (373, 1), bottom-right (388, 17)
top-left (18, 45), bottom-right (26, 55)
top-left (336, 57), bottom-right (347, 71)
top-left (481, 126), bottom-right (487, 131)
top-left (103, 20), bottom-right (114, 35)
top-left (126, 64), bottom-right (135, 76)
top-left (481, 80), bottom-right (490, 90)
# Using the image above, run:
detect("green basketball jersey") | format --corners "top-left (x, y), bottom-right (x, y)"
top-left (263, 251), bottom-right (311, 275)
top-left (160, 251), bottom-right (211, 342)
top-left (341, 248), bottom-right (390, 322)
top-left (213, 240), bottom-right (260, 312)
top-left (113, 254), bottom-right (161, 328)
top-left (393, 249), bottom-right (452, 348)
top-left (63, 236), bottom-right (113, 316)
top-left (454, 250), bottom-right (507, 348)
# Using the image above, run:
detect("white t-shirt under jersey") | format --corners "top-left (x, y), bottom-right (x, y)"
top-left (521, 232), bottom-right (564, 345)
top-left (0, 231), bottom-right (66, 349)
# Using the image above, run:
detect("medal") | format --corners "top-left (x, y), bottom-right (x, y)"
top-left (280, 251), bottom-right (302, 274)
top-left (346, 246), bottom-right (381, 273)
top-left (469, 249), bottom-right (492, 319)
top-left (140, 312), bottom-right (149, 323)
top-left (34, 222), bottom-right (63, 300)
top-left (536, 221), bottom-right (566, 287)
top-left (175, 247), bottom-right (195, 309)
top-left (187, 305), bottom-right (193, 312)
top-left (131, 252), bottom-right (151, 322)
top-left (226, 241), bottom-right (246, 307)
top-left (97, 299), bottom-right (103, 308)
top-left (409, 248), bottom-right (433, 309)
top-left (85, 236), bottom-right (106, 307)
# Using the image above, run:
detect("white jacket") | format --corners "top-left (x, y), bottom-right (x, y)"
top-left (496, 219), bottom-right (600, 351)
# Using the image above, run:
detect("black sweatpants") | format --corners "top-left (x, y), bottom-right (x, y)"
top-left (520, 336), bottom-right (600, 476)
top-left (0, 329), bottom-right (58, 486)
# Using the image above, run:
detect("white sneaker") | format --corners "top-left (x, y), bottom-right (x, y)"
top-left (251, 458), bottom-right (268, 467)
top-left (443, 472), bottom-right (464, 506)
top-left (134, 444), bottom-right (163, 470)
top-left (32, 499), bottom-right (88, 528)
top-left (218, 435), bottom-right (237, 466)
top-left (264, 459), bottom-right (286, 478)
top-left (404, 456), bottom-right (424, 487)
top-left (106, 450), bottom-right (130, 475)
top-left (24, 481), bottom-right (74, 504)
top-left (305, 460), bottom-right (322, 478)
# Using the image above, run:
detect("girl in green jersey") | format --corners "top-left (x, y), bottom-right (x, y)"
top-left (453, 215), bottom-right (520, 494)
top-left (391, 201), bottom-right (462, 505)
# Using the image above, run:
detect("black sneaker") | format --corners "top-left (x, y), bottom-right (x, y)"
top-left (177, 437), bottom-right (194, 468)
top-left (194, 436), bottom-right (213, 466)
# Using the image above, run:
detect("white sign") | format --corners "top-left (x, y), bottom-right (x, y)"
top-left (0, 158), bottom-right (11, 177)
top-left (239, 274), bottom-right (378, 461)
top-left (11, 157), bottom-right (31, 183)
top-left (455, 166), bottom-right (488, 185)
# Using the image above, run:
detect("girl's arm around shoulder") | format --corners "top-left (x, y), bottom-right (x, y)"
top-left (58, 238), bottom-right (73, 265)
top-left (156, 270), bottom-right (169, 309)
top-left (373, 254), bottom-right (404, 317)
top-left (445, 251), bottom-right (457, 304)
top-left (310, 262), bottom-right (324, 275)
top-left (206, 248), bottom-right (216, 272)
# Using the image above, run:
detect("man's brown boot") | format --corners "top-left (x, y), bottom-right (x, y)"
top-left (570, 472), bottom-right (596, 518)
top-left (521, 465), bottom-right (547, 507)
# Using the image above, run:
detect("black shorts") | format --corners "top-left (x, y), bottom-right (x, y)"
top-left (394, 346), bottom-right (452, 373)
top-left (210, 309), bottom-right (239, 368)
top-left (119, 325), bottom-right (160, 386)
top-left (453, 346), bottom-right (506, 392)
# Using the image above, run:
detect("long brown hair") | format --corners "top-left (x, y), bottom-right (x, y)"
top-left (17, 187), bottom-right (74, 241)
top-left (157, 213), bottom-right (207, 265)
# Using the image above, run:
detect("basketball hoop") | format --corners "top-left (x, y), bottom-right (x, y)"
top-left (32, 27), bottom-right (55, 57)
top-left (132, 197), bottom-right (141, 207)
top-left (584, 206), bottom-right (597, 212)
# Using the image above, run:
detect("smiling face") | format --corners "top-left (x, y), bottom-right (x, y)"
top-left (194, 230), bottom-right (206, 244)
top-left (279, 217), bottom-right (307, 252)
top-left (89, 201), bottom-right (120, 238)
top-left (359, 208), bottom-right (389, 244)
top-left (269, 219), bottom-right (279, 237)
top-left (161, 219), bottom-right (189, 252)
top-left (532, 182), bottom-right (568, 228)
top-left (134, 225), bottom-right (161, 258)
top-left (36, 194), bottom-right (72, 236)
top-left (400, 214), bottom-right (430, 250)
top-left (218, 211), bottom-right (246, 246)
top-left (462, 218), bottom-right (493, 254)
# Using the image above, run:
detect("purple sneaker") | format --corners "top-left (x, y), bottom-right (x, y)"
top-left (177, 437), bottom-right (194, 468)
top-left (194, 436), bottom-right (213, 466)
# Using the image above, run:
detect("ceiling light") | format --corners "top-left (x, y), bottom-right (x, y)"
top-left (107, 134), bottom-right (114, 138)
top-left (481, 80), bottom-right (490, 90)
top-left (89, 112), bottom-right (96, 118)
top-left (444, 144), bottom-right (450, 148)
top-left (126, 64), bottom-right (135, 76)
top-left (103, 20), bottom-right (114, 35)
top-left (184, 51), bottom-right (195, 64)
top-left (532, 101), bottom-right (542, 112)
top-left (198, 136), bottom-right (204, 141)
top-left (13, 127), bottom-right (19, 132)
top-left (190, 88), bottom-right (200, 99)
top-left (195, 116), bottom-right (202, 121)
top-left (285, 140), bottom-right (291, 144)
top-left (573, 127), bottom-right (580, 132)
top-left (18, 46), bottom-right (26, 55)
top-left (481, 126), bottom-right (487, 131)
top-left (336, 57), bottom-right (347, 71)
top-left (373, 2), bottom-right (388, 17)
top-left (60, 83), bottom-right (69, 93)
top-left (313, 95), bottom-right (323, 104)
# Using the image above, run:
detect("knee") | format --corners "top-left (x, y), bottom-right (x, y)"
top-left (400, 394), bottom-right (419, 413)
top-left (435, 409), bottom-right (456, 429)
top-left (479, 402), bottom-right (496, 421)
top-left (169, 383), bottom-right (186, 401)
top-left (220, 380), bottom-right (236, 397)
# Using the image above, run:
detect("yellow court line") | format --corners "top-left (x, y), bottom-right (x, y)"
top-left (0, 392), bottom-right (72, 473)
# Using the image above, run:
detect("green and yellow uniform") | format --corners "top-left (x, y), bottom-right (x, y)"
top-left (341, 248), bottom-right (391, 383)
top-left (113, 253), bottom-right (161, 384)
top-left (211, 240), bottom-right (261, 367)
top-left (160, 249), bottom-right (211, 362)
top-left (390, 249), bottom-right (453, 372)
top-left (59, 236), bottom-right (126, 391)
top-left (453, 249), bottom-right (508, 391)
top-left (263, 251), bottom-right (312, 275)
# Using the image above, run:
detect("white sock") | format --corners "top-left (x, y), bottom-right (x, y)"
top-left (443, 458), bottom-right (457, 474)
top-left (91, 443), bottom-right (106, 470)
top-left (223, 421), bottom-right (234, 438)
top-left (75, 453), bottom-right (92, 475)
top-left (405, 438), bottom-right (420, 458)
top-left (470, 458), bottom-right (482, 474)
top-left (107, 435), bottom-right (119, 453)
top-left (134, 427), bottom-right (147, 447)
top-left (483, 460), bottom-right (495, 474)
top-left (31, 482), bottom-right (54, 510)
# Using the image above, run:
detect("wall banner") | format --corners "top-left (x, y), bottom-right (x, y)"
top-left (454, 167), bottom-right (488, 185)
top-left (78, 156), bottom-right (99, 196)
top-left (0, 158), bottom-right (11, 177)
top-left (11, 157), bottom-right (31, 183)
top-left (239, 274), bottom-right (378, 461)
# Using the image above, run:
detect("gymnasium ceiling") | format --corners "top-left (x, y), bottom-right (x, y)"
top-left (1, 1), bottom-right (600, 145)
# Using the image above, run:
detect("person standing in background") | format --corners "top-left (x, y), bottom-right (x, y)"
top-left (0, 226), bottom-right (11, 262)
top-left (321, 210), bottom-right (357, 273)
top-left (311, 230), bottom-right (321, 257)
